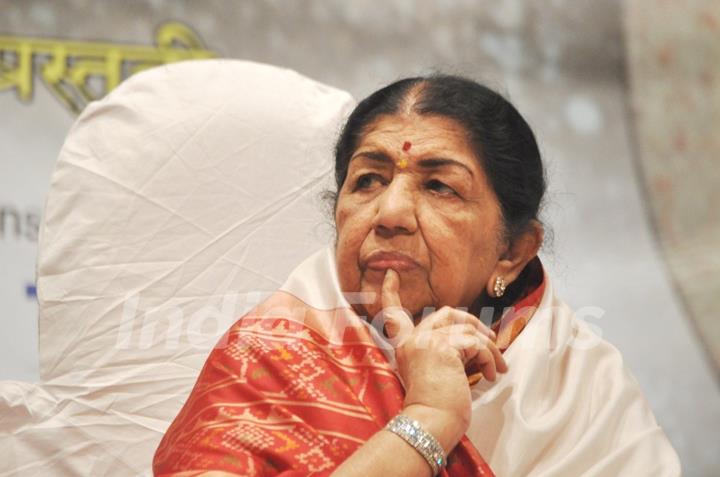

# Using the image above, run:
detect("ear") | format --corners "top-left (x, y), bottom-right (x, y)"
top-left (486, 221), bottom-right (544, 296)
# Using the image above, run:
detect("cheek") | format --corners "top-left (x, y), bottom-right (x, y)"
top-left (419, 206), bottom-right (477, 261)
top-left (334, 199), bottom-right (372, 289)
top-left (335, 200), bottom-right (369, 251)
top-left (421, 210), bottom-right (499, 304)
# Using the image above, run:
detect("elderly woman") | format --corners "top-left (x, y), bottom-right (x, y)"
top-left (153, 75), bottom-right (680, 476)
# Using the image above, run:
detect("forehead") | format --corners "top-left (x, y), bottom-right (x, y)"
top-left (357, 114), bottom-right (475, 155)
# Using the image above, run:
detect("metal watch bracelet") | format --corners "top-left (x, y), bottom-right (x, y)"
top-left (384, 414), bottom-right (447, 475)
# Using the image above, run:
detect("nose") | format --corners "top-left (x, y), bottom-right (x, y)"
top-left (373, 177), bottom-right (418, 237)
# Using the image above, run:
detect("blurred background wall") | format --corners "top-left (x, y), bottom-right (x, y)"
top-left (1, 0), bottom-right (718, 474)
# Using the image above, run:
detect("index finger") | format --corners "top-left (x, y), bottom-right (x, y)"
top-left (381, 269), bottom-right (414, 340)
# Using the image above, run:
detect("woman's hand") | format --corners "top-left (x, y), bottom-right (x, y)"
top-left (381, 269), bottom-right (508, 450)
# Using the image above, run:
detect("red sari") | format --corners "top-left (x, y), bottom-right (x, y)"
top-left (153, 258), bottom-right (545, 476)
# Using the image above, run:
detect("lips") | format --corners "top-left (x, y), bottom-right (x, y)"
top-left (364, 250), bottom-right (420, 272)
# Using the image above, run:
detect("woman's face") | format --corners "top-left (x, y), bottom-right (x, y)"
top-left (335, 113), bottom-right (506, 320)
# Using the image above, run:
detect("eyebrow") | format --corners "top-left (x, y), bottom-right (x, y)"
top-left (351, 151), bottom-right (474, 177)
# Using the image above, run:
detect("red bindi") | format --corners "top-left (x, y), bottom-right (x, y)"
top-left (402, 141), bottom-right (412, 152)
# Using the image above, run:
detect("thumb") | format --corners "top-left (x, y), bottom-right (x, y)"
top-left (381, 269), bottom-right (414, 341)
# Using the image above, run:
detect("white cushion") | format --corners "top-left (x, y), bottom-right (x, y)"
top-left (0, 59), bottom-right (354, 476)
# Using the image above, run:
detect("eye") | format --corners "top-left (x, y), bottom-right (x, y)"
top-left (353, 173), bottom-right (385, 191)
top-left (426, 179), bottom-right (457, 196)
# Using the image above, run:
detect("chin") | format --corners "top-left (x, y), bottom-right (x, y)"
top-left (360, 293), bottom-right (427, 322)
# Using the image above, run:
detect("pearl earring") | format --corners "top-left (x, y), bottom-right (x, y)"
top-left (494, 276), bottom-right (506, 298)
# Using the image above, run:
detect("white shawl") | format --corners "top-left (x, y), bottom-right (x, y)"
top-left (281, 247), bottom-right (682, 476)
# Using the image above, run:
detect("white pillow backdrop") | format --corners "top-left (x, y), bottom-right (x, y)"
top-left (1, 59), bottom-right (354, 476)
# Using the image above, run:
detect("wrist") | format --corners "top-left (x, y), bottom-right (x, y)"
top-left (401, 403), bottom-right (467, 454)
top-left (385, 414), bottom-right (446, 476)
